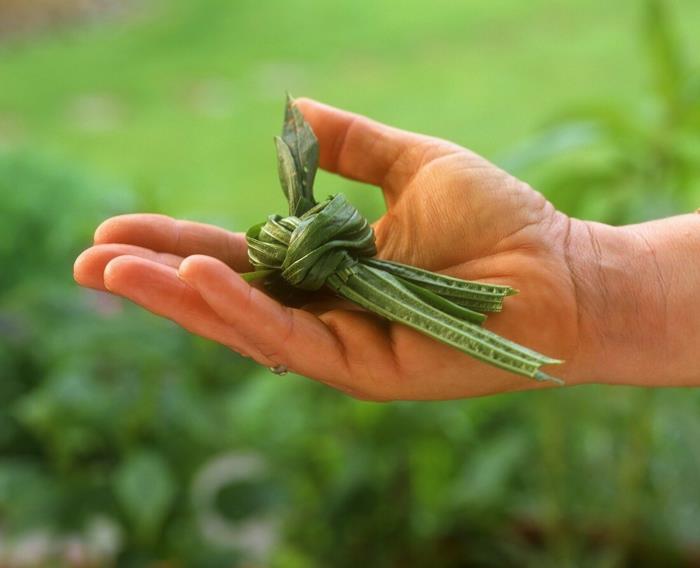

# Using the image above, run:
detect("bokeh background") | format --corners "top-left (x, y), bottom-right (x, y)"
top-left (1, 0), bottom-right (700, 566)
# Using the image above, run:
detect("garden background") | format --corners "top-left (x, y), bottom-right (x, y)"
top-left (1, 0), bottom-right (700, 565)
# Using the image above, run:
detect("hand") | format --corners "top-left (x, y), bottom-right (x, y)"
top-left (74, 98), bottom-right (596, 400)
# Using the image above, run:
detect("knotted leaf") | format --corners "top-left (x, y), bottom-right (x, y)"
top-left (245, 96), bottom-right (564, 384)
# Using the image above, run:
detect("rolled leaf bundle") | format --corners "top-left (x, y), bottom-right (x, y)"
top-left (244, 96), bottom-right (563, 384)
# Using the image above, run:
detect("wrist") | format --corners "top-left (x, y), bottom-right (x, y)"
top-left (567, 214), bottom-right (700, 387)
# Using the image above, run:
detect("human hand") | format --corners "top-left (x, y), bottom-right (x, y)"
top-left (74, 99), bottom-right (611, 400)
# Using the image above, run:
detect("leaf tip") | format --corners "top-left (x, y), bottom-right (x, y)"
top-left (286, 91), bottom-right (296, 108)
top-left (534, 370), bottom-right (565, 386)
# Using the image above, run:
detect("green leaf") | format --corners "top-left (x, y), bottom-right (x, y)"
top-left (275, 136), bottom-right (310, 217)
top-left (114, 450), bottom-right (176, 543)
top-left (280, 94), bottom-right (319, 215)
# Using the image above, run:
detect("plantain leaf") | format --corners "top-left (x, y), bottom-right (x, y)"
top-left (280, 93), bottom-right (319, 215)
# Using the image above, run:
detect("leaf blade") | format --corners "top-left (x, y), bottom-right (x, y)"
top-left (280, 94), bottom-right (319, 215)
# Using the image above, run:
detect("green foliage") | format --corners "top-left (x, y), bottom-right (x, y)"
top-left (0, 152), bottom-right (263, 564)
top-left (502, 0), bottom-right (700, 224)
top-left (114, 450), bottom-right (177, 545)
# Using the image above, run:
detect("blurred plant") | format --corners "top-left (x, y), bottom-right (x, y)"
top-left (0, 151), bottom-right (270, 566)
top-left (0, 0), bottom-right (133, 41)
top-left (492, 2), bottom-right (700, 567)
top-left (501, 0), bottom-right (700, 224)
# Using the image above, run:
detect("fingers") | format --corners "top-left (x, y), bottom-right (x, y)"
top-left (178, 255), bottom-right (351, 384)
top-left (294, 98), bottom-right (456, 193)
top-left (94, 214), bottom-right (252, 271)
top-left (74, 244), bottom-right (183, 291)
top-left (103, 255), bottom-right (268, 361)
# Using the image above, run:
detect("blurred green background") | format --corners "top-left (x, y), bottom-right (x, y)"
top-left (1, 0), bottom-right (700, 566)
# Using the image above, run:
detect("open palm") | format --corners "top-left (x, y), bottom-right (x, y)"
top-left (74, 98), bottom-right (583, 400)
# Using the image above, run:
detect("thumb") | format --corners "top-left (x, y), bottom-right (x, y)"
top-left (294, 97), bottom-right (455, 194)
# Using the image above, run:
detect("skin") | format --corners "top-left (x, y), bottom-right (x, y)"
top-left (73, 98), bottom-right (700, 401)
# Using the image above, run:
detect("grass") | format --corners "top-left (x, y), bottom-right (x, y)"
top-left (1, 0), bottom-right (699, 228)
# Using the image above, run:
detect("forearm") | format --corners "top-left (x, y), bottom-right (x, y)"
top-left (569, 213), bottom-right (700, 387)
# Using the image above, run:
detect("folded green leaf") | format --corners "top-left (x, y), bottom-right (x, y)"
top-left (363, 258), bottom-right (517, 312)
top-left (275, 137), bottom-right (306, 216)
top-left (281, 93), bottom-right (319, 216)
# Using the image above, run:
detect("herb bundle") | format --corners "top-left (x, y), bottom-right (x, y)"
top-left (243, 96), bottom-right (563, 384)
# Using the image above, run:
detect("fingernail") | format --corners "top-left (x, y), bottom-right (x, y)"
top-left (177, 256), bottom-right (195, 281)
